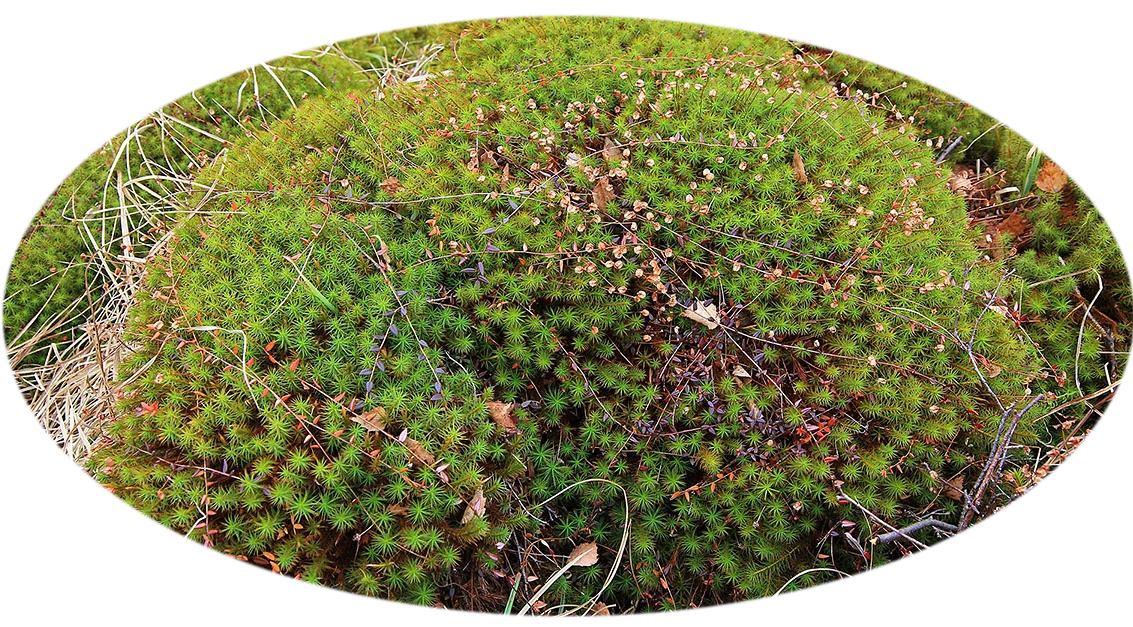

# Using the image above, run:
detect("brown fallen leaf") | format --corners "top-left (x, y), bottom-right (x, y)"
top-left (350, 406), bottom-right (387, 432)
top-left (603, 137), bottom-right (621, 162)
top-left (567, 541), bottom-right (599, 567)
top-left (487, 401), bottom-right (517, 431)
top-left (942, 476), bottom-right (965, 501)
top-left (682, 301), bottom-right (720, 330)
top-left (948, 168), bottom-right (976, 198)
top-left (733, 365), bottom-right (751, 378)
top-left (994, 212), bottom-right (1030, 242)
top-left (792, 149), bottom-right (808, 184)
top-left (565, 152), bottom-right (583, 168)
top-left (589, 602), bottom-right (611, 616)
top-left (387, 503), bottom-right (410, 516)
top-left (593, 176), bottom-right (616, 210)
top-left (1034, 160), bottom-right (1068, 193)
top-left (501, 163), bottom-right (510, 190)
top-left (978, 356), bottom-right (1002, 378)
top-left (380, 176), bottom-right (403, 195)
top-left (460, 486), bottom-right (486, 524)
top-left (405, 438), bottom-right (435, 465)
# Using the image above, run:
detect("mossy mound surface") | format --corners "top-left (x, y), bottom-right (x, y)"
top-left (89, 19), bottom-right (1054, 612)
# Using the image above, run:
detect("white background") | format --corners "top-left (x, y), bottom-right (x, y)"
top-left (1, 1), bottom-right (1128, 625)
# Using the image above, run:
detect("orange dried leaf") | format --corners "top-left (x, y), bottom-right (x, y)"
top-left (1034, 160), bottom-right (1068, 193)
top-left (380, 176), bottom-right (403, 195)
top-left (487, 401), bottom-right (517, 431)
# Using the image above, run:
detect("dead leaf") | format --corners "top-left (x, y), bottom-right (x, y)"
top-left (792, 149), bottom-right (807, 184)
top-left (978, 356), bottom-right (1002, 378)
top-left (603, 137), bottom-right (621, 162)
top-left (461, 486), bottom-right (486, 524)
top-left (996, 212), bottom-right (1030, 242)
top-left (593, 176), bottom-right (615, 210)
top-left (405, 438), bottom-right (435, 465)
top-left (567, 541), bottom-right (599, 567)
top-left (351, 406), bottom-right (387, 432)
top-left (380, 176), bottom-right (403, 195)
top-left (1034, 160), bottom-right (1068, 193)
top-left (589, 602), bottom-right (611, 616)
top-left (942, 476), bottom-right (964, 501)
top-left (487, 401), bottom-right (517, 431)
top-left (565, 152), bottom-right (582, 168)
top-left (682, 301), bottom-right (720, 330)
top-left (501, 163), bottom-right (510, 190)
top-left (948, 168), bottom-right (976, 198)
top-left (387, 503), bottom-right (410, 516)
top-left (733, 365), bottom-right (751, 378)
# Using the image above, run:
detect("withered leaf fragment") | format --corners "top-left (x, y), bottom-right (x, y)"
top-left (461, 486), bottom-right (486, 524)
top-left (594, 176), bottom-right (616, 210)
top-left (603, 137), bottom-right (621, 162)
top-left (942, 476), bottom-right (965, 501)
top-left (380, 176), bottom-right (403, 195)
top-left (487, 401), bottom-right (517, 431)
top-left (792, 149), bottom-right (807, 184)
top-left (1034, 160), bottom-right (1068, 193)
top-left (405, 438), bottom-right (435, 465)
top-left (350, 406), bottom-right (387, 432)
top-left (682, 301), bottom-right (720, 330)
top-left (568, 541), bottom-right (599, 567)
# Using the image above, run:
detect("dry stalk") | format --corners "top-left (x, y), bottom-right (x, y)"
top-left (7, 42), bottom-right (443, 463)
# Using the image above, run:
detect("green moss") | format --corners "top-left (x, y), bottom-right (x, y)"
top-left (82, 18), bottom-right (1059, 612)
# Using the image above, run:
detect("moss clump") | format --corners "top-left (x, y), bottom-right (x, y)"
top-left (84, 18), bottom-right (1057, 612)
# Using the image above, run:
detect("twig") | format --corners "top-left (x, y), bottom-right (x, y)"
top-left (959, 393), bottom-right (1047, 530)
top-left (877, 519), bottom-right (957, 543)
top-left (836, 486), bottom-right (929, 550)
top-left (935, 136), bottom-right (963, 164)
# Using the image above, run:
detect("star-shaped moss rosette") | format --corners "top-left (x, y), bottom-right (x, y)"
top-left (4, 13), bottom-right (1128, 616)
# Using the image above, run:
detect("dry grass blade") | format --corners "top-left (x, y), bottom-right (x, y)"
top-left (517, 478), bottom-right (630, 616)
top-left (8, 42), bottom-right (443, 465)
